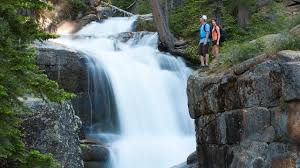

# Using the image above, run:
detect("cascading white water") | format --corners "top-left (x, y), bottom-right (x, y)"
top-left (51, 16), bottom-right (195, 168)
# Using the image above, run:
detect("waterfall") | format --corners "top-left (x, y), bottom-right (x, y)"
top-left (51, 16), bottom-right (195, 168)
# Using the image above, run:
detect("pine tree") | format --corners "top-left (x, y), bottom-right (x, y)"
top-left (0, 0), bottom-right (73, 167)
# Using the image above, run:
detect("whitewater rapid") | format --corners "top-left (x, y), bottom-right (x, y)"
top-left (51, 16), bottom-right (195, 168)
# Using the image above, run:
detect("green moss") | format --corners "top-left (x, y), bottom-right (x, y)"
top-left (136, 18), bottom-right (157, 32)
top-left (20, 150), bottom-right (59, 168)
top-left (80, 144), bottom-right (90, 151)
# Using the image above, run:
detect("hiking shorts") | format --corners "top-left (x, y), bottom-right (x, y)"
top-left (198, 43), bottom-right (209, 56)
top-left (212, 40), bottom-right (219, 46)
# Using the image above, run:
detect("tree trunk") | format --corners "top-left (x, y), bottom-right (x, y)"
top-left (150, 0), bottom-right (175, 50)
top-left (237, 4), bottom-right (250, 28)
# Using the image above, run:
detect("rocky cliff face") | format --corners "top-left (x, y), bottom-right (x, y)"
top-left (22, 98), bottom-right (83, 168)
top-left (187, 50), bottom-right (300, 168)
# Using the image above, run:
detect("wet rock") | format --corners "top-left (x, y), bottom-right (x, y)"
top-left (22, 98), bottom-right (83, 168)
top-left (96, 6), bottom-right (113, 19)
top-left (36, 41), bottom-right (88, 93)
top-left (36, 41), bottom-right (120, 139)
top-left (81, 144), bottom-right (109, 161)
top-left (76, 14), bottom-right (98, 31)
top-left (84, 161), bottom-right (109, 168)
top-left (187, 151), bottom-right (197, 164)
top-left (116, 31), bottom-right (157, 44)
top-left (171, 162), bottom-right (198, 168)
top-left (116, 32), bottom-right (135, 42)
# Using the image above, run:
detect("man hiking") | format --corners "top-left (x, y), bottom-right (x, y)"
top-left (198, 15), bottom-right (211, 67)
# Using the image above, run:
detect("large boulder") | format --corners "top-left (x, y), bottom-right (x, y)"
top-left (81, 144), bottom-right (110, 168)
top-left (22, 98), bottom-right (83, 168)
top-left (250, 33), bottom-right (292, 53)
top-left (187, 50), bottom-right (300, 167)
top-left (290, 24), bottom-right (300, 38)
top-left (36, 41), bottom-right (88, 94)
top-left (81, 144), bottom-right (109, 162)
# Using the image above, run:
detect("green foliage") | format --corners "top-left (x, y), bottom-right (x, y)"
top-left (0, 0), bottom-right (74, 167)
top-left (220, 33), bottom-right (300, 66)
top-left (20, 150), bottom-right (58, 168)
top-left (60, 0), bottom-right (89, 20)
top-left (136, 18), bottom-right (157, 32)
top-left (111, 0), bottom-right (134, 9)
top-left (169, 0), bottom-right (299, 64)
top-left (134, 0), bottom-right (151, 14)
top-left (221, 40), bottom-right (264, 66)
top-left (169, 0), bottom-right (276, 40)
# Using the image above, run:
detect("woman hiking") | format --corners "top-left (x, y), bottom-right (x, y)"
top-left (211, 19), bottom-right (221, 64)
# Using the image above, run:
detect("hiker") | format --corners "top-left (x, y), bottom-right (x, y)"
top-left (198, 15), bottom-right (211, 67)
top-left (211, 18), bottom-right (221, 63)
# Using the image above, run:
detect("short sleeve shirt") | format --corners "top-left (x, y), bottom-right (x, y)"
top-left (199, 23), bottom-right (211, 43)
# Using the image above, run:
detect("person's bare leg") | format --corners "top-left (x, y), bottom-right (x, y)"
top-left (212, 45), bottom-right (217, 63)
top-left (215, 46), bottom-right (220, 63)
top-left (212, 46), bottom-right (216, 58)
top-left (200, 56), bottom-right (205, 66)
top-left (205, 54), bottom-right (209, 66)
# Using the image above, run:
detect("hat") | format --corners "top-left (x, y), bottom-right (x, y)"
top-left (201, 15), bottom-right (207, 20)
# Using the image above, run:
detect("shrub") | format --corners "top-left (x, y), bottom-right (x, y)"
top-left (220, 33), bottom-right (300, 67)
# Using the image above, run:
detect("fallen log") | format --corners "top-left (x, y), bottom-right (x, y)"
top-left (100, 1), bottom-right (134, 16)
